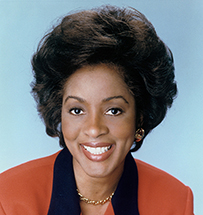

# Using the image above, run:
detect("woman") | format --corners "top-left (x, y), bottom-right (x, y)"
top-left (0, 5), bottom-right (193, 215)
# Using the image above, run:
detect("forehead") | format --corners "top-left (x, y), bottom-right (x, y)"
top-left (63, 64), bottom-right (130, 96)
top-left (62, 64), bottom-right (136, 110)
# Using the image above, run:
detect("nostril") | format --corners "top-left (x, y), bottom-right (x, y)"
top-left (83, 120), bottom-right (109, 138)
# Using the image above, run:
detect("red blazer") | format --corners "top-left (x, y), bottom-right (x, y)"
top-left (0, 150), bottom-right (194, 215)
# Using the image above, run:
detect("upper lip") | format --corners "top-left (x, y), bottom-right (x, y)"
top-left (80, 142), bottom-right (113, 147)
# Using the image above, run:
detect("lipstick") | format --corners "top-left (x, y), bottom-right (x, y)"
top-left (80, 143), bottom-right (115, 162)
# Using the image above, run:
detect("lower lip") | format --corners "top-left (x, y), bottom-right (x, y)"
top-left (81, 145), bottom-right (115, 162)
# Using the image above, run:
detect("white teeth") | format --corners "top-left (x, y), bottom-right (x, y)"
top-left (83, 145), bottom-right (111, 155)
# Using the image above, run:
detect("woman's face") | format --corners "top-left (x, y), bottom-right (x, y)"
top-left (61, 64), bottom-right (136, 179)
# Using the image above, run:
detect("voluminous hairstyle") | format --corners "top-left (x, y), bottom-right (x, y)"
top-left (31, 5), bottom-right (177, 151)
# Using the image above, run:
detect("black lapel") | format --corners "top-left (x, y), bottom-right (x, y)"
top-left (111, 152), bottom-right (140, 215)
top-left (48, 149), bottom-right (139, 215)
top-left (48, 148), bottom-right (81, 215)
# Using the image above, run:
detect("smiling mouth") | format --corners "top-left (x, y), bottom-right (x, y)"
top-left (83, 145), bottom-right (112, 155)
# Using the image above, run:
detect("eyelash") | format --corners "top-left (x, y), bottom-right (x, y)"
top-left (105, 108), bottom-right (123, 116)
top-left (69, 107), bottom-right (124, 116)
top-left (69, 108), bottom-right (84, 115)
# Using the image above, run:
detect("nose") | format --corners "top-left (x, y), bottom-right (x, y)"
top-left (83, 112), bottom-right (109, 139)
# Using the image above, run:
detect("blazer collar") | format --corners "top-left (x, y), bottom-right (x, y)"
top-left (48, 148), bottom-right (139, 215)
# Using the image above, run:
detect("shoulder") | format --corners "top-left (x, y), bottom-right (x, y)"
top-left (135, 158), bottom-right (185, 189)
top-left (0, 151), bottom-right (59, 183)
top-left (135, 159), bottom-right (194, 215)
top-left (0, 151), bottom-right (60, 214)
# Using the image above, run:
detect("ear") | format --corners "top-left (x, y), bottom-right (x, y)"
top-left (136, 112), bottom-right (143, 128)
top-left (135, 128), bottom-right (145, 142)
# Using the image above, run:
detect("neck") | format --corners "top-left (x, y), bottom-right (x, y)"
top-left (73, 159), bottom-right (124, 201)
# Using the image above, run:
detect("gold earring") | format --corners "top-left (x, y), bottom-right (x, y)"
top-left (135, 128), bottom-right (145, 142)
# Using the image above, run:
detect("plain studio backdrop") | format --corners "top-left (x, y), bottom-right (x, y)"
top-left (0, 0), bottom-right (202, 214)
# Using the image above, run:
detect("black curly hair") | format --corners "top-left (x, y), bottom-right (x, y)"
top-left (31, 5), bottom-right (177, 151)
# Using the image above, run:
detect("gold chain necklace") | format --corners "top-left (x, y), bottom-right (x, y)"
top-left (76, 189), bottom-right (115, 205)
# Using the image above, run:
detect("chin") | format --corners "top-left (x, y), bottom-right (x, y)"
top-left (84, 164), bottom-right (112, 178)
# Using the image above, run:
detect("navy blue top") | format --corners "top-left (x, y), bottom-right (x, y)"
top-left (48, 148), bottom-right (139, 215)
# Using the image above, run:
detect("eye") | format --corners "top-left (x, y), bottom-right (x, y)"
top-left (106, 108), bottom-right (123, 116)
top-left (69, 108), bottom-right (84, 115)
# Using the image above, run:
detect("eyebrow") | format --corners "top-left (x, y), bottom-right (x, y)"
top-left (102, 96), bottom-right (129, 104)
top-left (64, 96), bottom-right (85, 104)
top-left (64, 95), bottom-right (129, 104)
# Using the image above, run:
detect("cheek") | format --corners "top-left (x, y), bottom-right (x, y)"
top-left (110, 120), bottom-right (135, 142)
top-left (61, 116), bottom-right (79, 142)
